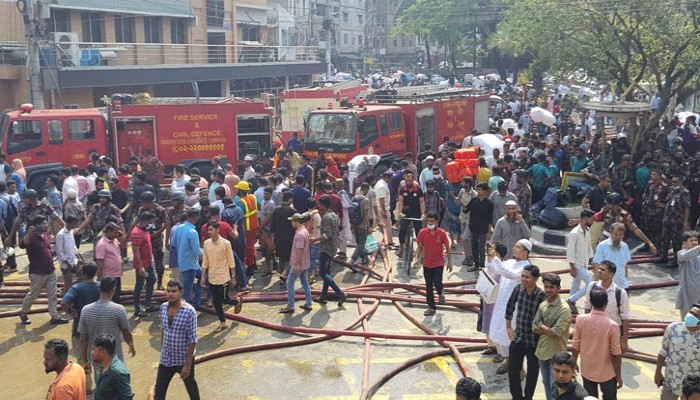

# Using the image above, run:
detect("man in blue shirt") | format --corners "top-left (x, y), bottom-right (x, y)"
top-left (592, 222), bottom-right (632, 289)
top-left (172, 209), bottom-right (203, 308)
top-left (528, 153), bottom-right (549, 202)
top-left (287, 132), bottom-right (302, 154)
top-left (291, 175), bottom-right (311, 213)
top-left (45, 175), bottom-right (63, 217)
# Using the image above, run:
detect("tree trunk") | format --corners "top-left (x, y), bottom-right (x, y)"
top-left (491, 47), bottom-right (506, 80)
top-left (424, 35), bottom-right (433, 69)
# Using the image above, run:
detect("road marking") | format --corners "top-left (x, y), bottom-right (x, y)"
top-left (630, 303), bottom-right (669, 317)
top-left (631, 359), bottom-right (657, 381)
top-left (432, 356), bottom-right (460, 387)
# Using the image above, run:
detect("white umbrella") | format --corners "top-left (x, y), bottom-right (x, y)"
top-left (489, 95), bottom-right (503, 101)
top-left (676, 111), bottom-right (700, 122)
top-left (470, 133), bottom-right (504, 155)
top-left (530, 107), bottom-right (556, 127)
top-left (502, 118), bottom-right (516, 130)
top-left (416, 73), bottom-right (428, 79)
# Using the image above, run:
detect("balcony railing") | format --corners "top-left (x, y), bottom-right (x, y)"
top-left (32, 42), bottom-right (322, 68)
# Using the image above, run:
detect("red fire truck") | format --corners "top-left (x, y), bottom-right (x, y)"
top-left (279, 80), bottom-right (368, 139)
top-left (301, 87), bottom-right (490, 172)
top-left (0, 98), bottom-right (272, 191)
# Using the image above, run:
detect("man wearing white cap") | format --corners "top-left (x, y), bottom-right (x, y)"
top-left (242, 155), bottom-right (256, 181)
top-left (489, 239), bottom-right (533, 374)
top-left (419, 156), bottom-right (436, 192)
top-left (492, 200), bottom-right (530, 260)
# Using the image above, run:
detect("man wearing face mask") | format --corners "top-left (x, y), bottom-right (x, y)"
top-left (655, 304), bottom-right (700, 400)
top-left (660, 175), bottom-right (691, 267)
top-left (676, 231), bottom-right (700, 319)
top-left (136, 191), bottom-right (168, 290)
top-left (413, 211), bottom-right (452, 316)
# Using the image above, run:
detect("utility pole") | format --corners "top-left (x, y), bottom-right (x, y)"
top-left (19, 0), bottom-right (45, 109)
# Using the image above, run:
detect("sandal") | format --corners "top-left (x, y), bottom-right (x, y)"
top-left (312, 296), bottom-right (327, 304)
top-left (481, 347), bottom-right (498, 356)
top-left (279, 307), bottom-right (295, 314)
top-left (299, 304), bottom-right (313, 311)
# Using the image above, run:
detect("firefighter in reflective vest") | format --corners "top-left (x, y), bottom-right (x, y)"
top-left (235, 180), bottom-right (260, 271)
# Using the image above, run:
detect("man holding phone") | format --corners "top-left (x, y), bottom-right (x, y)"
top-left (18, 216), bottom-right (69, 325)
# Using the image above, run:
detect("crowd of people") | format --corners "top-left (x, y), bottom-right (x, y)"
top-left (2, 92), bottom-right (700, 399)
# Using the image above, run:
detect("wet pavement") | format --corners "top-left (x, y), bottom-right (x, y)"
top-left (0, 241), bottom-right (679, 399)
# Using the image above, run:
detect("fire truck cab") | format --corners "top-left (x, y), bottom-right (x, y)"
top-left (0, 106), bottom-right (108, 191)
top-left (303, 87), bottom-right (490, 173)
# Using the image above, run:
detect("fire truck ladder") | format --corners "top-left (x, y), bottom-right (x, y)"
top-left (360, 85), bottom-right (483, 104)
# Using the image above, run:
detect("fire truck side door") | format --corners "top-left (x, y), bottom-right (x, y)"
top-left (114, 119), bottom-right (156, 167)
top-left (416, 107), bottom-right (436, 153)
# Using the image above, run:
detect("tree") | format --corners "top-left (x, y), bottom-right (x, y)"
top-left (394, 0), bottom-right (501, 73)
top-left (493, 0), bottom-right (700, 154)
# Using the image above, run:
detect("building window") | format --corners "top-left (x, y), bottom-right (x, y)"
top-left (242, 25), bottom-right (260, 42)
top-left (344, 33), bottom-right (348, 44)
top-left (206, 0), bottom-right (225, 27)
top-left (342, 12), bottom-right (348, 22)
top-left (351, 36), bottom-right (355, 45)
top-left (358, 35), bottom-right (362, 45)
top-left (49, 10), bottom-right (70, 33)
top-left (170, 19), bottom-right (188, 44)
top-left (409, 40), bottom-right (413, 47)
top-left (358, 14), bottom-right (364, 24)
top-left (393, 39), bottom-right (397, 47)
top-left (402, 38), bottom-right (405, 47)
top-left (81, 12), bottom-right (104, 42)
top-left (144, 17), bottom-right (163, 43)
top-left (114, 15), bottom-right (135, 43)
top-left (316, 4), bottom-right (327, 16)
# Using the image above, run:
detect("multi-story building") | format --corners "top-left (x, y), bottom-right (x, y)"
top-left (365, 0), bottom-right (418, 68)
top-left (0, 0), bottom-right (323, 110)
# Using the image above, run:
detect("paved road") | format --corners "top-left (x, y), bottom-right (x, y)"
top-left (0, 242), bottom-right (679, 399)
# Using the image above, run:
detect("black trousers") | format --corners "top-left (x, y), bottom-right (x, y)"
top-left (112, 277), bottom-right (122, 304)
top-left (583, 376), bottom-right (617, 400)
top-left (210, 284), bottom-right (226, 322)
top-left (470, 231), bottom-right (487, 269)
top-left (154, 362), bottom-right (200, 400)
top-left (508, 341), bottom-right (539, 400)
top-left (423, 266), bottom-right (444, 310)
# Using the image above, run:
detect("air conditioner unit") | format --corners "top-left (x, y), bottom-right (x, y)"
top-left (49, 32), bottom-right (80, 67)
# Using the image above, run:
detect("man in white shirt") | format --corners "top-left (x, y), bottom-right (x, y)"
top-left (56, 215), bottom-right (81, 291)
top-left (243, 155), bottom-right (256, 181)
top-left (584, 260), bottom-right (631, 352)
top-left (566, 209), bottom-right (595, 314)
top-left (60, 168), bottom-right (78, 203)
top-left (374, 171), bottom-right (393, 246)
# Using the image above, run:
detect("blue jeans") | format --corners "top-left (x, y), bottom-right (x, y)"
top-left (181, 269), bottom-right (202, 307)
top-left (569, 263), bottom-right (592, 303)
top-left (310, 243), bottom-right (320, 271)
top-left (134, 265), bottom-right (156, 313)
top-left (539, 359), bottom-right (554, 400)
top-left (233, 253), bottom-right (247, 289)
top-left (286, 268), bottom-right (312, 308)
top-left (319, 252), bottom-right (343, 298)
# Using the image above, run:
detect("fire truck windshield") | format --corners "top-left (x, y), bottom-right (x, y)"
top-left (305, 113), bottom-right (357, 147)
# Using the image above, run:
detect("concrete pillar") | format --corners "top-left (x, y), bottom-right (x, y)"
top-left (221, 80), bottom-right (231, 97)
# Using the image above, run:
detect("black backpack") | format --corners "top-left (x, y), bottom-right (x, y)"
top-left (348, 196), bottom-right (364, 226)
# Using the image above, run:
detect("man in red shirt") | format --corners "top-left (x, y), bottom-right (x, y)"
top-left (414, 211), bottom-right (453, 316)
top-left (200, 205), bottom-right (236, 243)
top-left (131, 211), bottom-right (157, 317)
